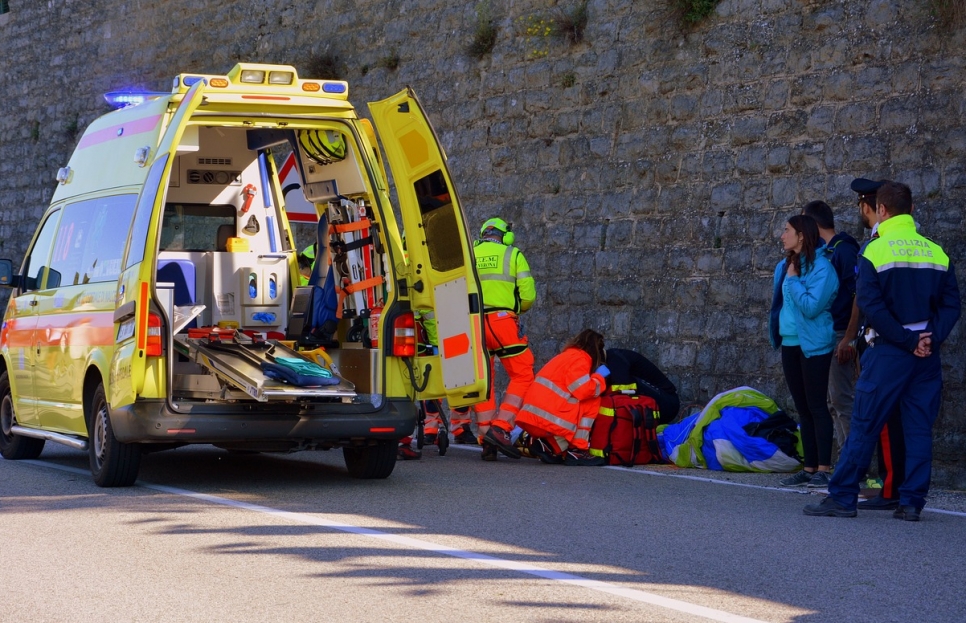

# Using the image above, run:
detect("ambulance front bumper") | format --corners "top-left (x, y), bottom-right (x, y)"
top-left (109, 398), bottom-right (417, 445)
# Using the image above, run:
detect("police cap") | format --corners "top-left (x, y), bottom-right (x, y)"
top-left (850, 178), bottom-right (885, 195)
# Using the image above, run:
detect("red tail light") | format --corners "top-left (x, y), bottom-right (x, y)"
top-left (392, 312), bottom-right (416, 357)
top-left (146, 312), bottom-right (163, 357)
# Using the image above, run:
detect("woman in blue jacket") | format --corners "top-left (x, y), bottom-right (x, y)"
top-left (769, 214), bottom-right (839, 488)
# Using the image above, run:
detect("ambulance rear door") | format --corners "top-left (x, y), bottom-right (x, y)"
top-left (110, 80), bottom-right (207, 408)
top-left (368, 88), bottom-right (489, 408)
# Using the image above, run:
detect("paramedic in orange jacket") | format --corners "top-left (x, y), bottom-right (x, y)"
top-left (516, 329), bottom-right (610, 466)
top-left (471, 217), bottom-right (537, 461)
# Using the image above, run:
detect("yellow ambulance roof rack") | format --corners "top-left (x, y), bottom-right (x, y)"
top-left (171, 62), bottom-right (349, 100)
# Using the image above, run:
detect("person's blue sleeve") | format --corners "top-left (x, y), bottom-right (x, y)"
top-left (785, 259), bottom-right (838, 319)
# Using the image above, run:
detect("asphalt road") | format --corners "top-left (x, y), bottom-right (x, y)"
top-left (2, 442), bottom-right (964, 623)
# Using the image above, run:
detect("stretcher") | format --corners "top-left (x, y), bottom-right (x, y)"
top-left (173, 333), bottom-right (356, 402)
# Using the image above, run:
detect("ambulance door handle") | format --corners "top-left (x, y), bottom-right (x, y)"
top-left (29, 300), bottom-right (38, 306)
top-left (258, 254), bottom-right (288, 260)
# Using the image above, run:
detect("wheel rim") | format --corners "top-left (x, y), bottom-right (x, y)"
top-left (92, 402), bottom-right (109, 469)
top-left (1, 394), bottom-right (15, 441)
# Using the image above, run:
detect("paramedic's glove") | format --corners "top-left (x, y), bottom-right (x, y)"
top-left (595, 364), bottom-right (610, 378)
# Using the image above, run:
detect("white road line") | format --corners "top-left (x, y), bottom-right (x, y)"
top-left (28, 460), bottom-right (771, 623)
top-left (451, 445), bottom-right (966, 517)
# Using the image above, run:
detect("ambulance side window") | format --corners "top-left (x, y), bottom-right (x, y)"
top-left (414, 169), bottom-right (464, 272)
top-left (21, 210), bottom-right (61, 292)
top-left (48, 195), bottom-right (137, 287)
top-left (126, 154), bottom-right (169, 270)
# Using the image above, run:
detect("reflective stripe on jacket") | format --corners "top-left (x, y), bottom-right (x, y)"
top-left (516, 347), bottom-right (606, 449)
top-left (474, 240), bottom-right (536, 313)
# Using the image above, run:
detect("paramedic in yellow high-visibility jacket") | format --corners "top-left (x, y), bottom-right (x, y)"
top-left (467, 217), bottom-right (537, 461)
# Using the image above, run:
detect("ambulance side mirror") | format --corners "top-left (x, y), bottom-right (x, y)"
top-left (0, 259), bottom-right (18, 288)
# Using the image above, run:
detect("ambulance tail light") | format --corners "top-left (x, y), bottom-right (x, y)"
top-left (392, 312), bottom-right (416, 357)
top-left (146, 313), bottom-right (163, 357)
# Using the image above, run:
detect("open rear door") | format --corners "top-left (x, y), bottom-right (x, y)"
top-left (368, 88), bottom-right (488, 408)
top-left (110, 81), bottom-right (207, 408)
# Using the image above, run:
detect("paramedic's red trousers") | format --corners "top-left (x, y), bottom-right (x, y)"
top-left (474, 311), bottom-right (534, 436)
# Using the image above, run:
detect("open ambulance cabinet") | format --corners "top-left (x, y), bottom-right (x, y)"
top-left (114, 73), bottom-right (489, 455)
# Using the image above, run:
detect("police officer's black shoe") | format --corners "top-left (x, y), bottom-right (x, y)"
top-left (803, 496), bottom-right (857, 517)
top-left (892, 505), bottom-right (921, 521)
top-left (858, 495), bottom-right (900, 510)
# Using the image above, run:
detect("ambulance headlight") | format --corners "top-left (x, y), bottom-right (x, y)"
top-left (268, 71), bottom-right (294, 85)
top-left (240, 70), bottom-right (266, 84)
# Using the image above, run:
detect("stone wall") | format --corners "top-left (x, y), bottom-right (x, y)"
top-left (2, 0), bottom-right (965, 484)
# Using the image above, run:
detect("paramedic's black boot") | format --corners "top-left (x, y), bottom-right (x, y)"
top-left (397, 438), bottom-right (421, 460)
top-left (483, 427), bottom-right (522, 459)
top-left (453, 428), bottom-right (479, 445)
top-left (562, 449), bottom-right (605, 467)
top-left (481, 442), bottom-right (498, 461)
top-left (532, 438), bottom-right (564, 464)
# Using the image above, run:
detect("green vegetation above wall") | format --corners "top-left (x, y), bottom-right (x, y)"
top-left (468, 1), bottom-right (498, 60)
top-left (674, 0), bottom-right (720, 26)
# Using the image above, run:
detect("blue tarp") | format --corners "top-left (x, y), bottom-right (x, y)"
top-left (659, 386), bottom-right (802, 473)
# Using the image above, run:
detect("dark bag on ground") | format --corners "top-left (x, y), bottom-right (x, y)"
top-left (741, 409), bottom-right (800, 460)
top-left (589, 393), bottom-right (666, 466)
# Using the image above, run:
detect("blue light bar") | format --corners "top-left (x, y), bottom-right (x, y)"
top-left (322, 82), bottom-right (347, 94)
top-left (103, 91), bottom-right (168, 110)
top-left (182, 76), bottom-right (204, 87)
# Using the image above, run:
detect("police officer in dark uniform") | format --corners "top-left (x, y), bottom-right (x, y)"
top-left (851, 179), bottom-right (907, 511)
top-left (804, 181), bottom-right (961, 521)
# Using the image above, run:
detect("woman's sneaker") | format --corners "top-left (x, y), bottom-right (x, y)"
top-left (807, 471), bottom-right (831, 489)
top-left (780, 470), bottom-right (812, 487)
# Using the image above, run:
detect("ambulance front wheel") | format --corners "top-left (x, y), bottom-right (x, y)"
top-left (0, 371), bottom-right (46, 460)
top-left (88, 383), bottom-right (141, 487)
top-left (343, 440), bottom-right (397, 479)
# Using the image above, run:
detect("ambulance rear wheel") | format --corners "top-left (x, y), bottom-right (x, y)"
top-left (0, 371), bottom-right (46, 460)
top-left (88, 383), bottom-right (141, 487)
top-left (343, 440), bottom-right (397, 479)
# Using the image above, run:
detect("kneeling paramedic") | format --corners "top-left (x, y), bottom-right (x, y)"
top-left (471, 218), bottom-right (536, 460)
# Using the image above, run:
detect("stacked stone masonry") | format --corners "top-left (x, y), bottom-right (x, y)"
top-left (1, 0), bottom-right (964, 484)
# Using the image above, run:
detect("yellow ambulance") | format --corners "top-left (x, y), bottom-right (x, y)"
top-left (0, 63), bottom-right (489, 486)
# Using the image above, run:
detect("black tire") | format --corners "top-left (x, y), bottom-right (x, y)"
top-left (0, 371), bottom-right (46, 460)
top-left (88, 383), bottom-right (141, 487)
top-left (343, 440), bottom-right (397, 479)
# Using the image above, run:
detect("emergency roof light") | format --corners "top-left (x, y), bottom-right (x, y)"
top-left (268, 71), bottom-right (294, 85)
top-left (103, 91), bottom-right (169, 110)
top-left (240, 69), bottom-right (266, 84)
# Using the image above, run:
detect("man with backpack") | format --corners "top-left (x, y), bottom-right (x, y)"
top-left (801, 201), bottom-right (860, 456)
